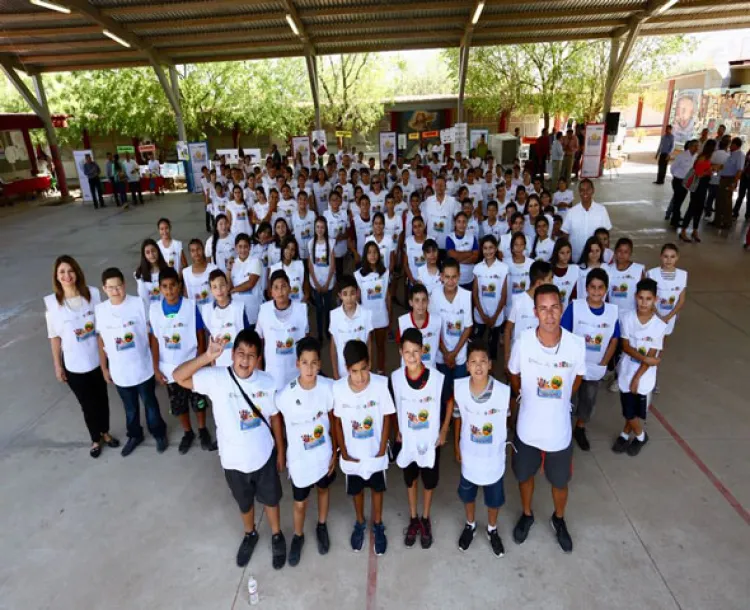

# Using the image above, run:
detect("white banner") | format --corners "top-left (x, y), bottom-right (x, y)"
top-left (216, 148), bottom-right (240, 164)
top-left (292, 136), bottom-right (311, 159)
top-left (440, 128), bottom-right (455, 144)
top-left (379, 131), bottom-right (397, 166)
top-left (312, 130), bottom-right (328, 157)
top-left (454, 123), bottom-right (468, 156)
top-left (176, 141), bottom-right (189, 161)
top-left (73, 149), bottom-right (94, 202)
top-left (581, 123), bottom-right (605, 179)
top-left (397, 133), bottom-right (407, 150)
top-left (188, 141), bottom-right (209, 194)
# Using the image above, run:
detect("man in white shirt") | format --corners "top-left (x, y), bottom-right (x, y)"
top-left (508, 284), bottom-right (586, 554)
top-left (146, 153), bottom-right (164, 197)
top-left (560, 178), bottom-right (612, 262)
top-left (667, 139), bottom-right (698, 227)
top-left (173, 329), bottom-right (288, 570)
top-left (423, 176), bottom-right (458, 252)
top-left (123, 152), bottom-right (144, 205)
top-left (550, 131), bottom-right (564, 188)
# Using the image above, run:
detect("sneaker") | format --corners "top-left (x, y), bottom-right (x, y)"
top-left (315, 522), bottom-right (330, 555)
top-left (372, 522), bottom-right (387, 556)
top-left (601, 369), bottom-right (615, 383)
top-left (573, 426), bottom-right (590, 452)
top-left (607, 377), bottom-right (619, 393)
top-left (404, 517), bottom-right (421, 548)
top-left (271, 532), bottom-right (287, 569)
top-left (178, 430), bottom-right (195, 454)
top-left (155, 436), bottom-right (169, 453)
top-left (611, 435), bottom-right (632, 454)
top-left (512, 513), bottom-right (534, 545)
top-left (199, 427), bottom-right (217, 451)
top-left (550, 514), bottom-right (573, 553)
top-left (121, 436), bottom-right (143, 457)
top-left (626, 433), bottom-right (649, 456)
top-left (488, 528), bottom-right (505, 557)
top-left (288, 534), bottom-right (304, 567)
top-left (458, 523), bottom-right (476, 551)
top-left (236, 530), bottom-right (259, 567)
top-left (420, 517), bottom-right (433, 550)
top-left (350, 520), bottom-right (367, 552)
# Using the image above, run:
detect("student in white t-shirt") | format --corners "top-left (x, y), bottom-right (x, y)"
top-left (504, 232), bottom-right (534, 319)
top-left (329, 275), bottom-right (374, 379)
top-left (508, 284), bottom-right (586, 554)
top-left (157, 217), bottom-right (187, 274)
top-left (323, 191), bottom-right (349, 279)
top-left (275, 337), bottom-right (337, 565)
top-left (454, 341), bottom-right (512, 556)
top-left (403, 215), bottom-right (427, 289)
top-left (45, 255), bottom-right (117, 457)
top-left (308, 216), bottom-right (336, 341)
top-left (392, 328), bottom-right (450, 550)
top-left (364, 212), bottom-right (395, 273)
top-left (611, 278), bottom-right (667, 457)
top-left (172, 329), bottom-right (288, 570)
top-left (416, 238), bottom-right (442, 296)
top-left (552, 177), bottom-right (574, 216)
top-left (549, 238), bottom-right (579, 310)
top-left (148, 267), bottom-right (216, 454)
top-left (201, 269), bottom-right (249, 367)
top-left (96, 267), bottom-right (168, 456)
top-left (332, 339), bottom-right (395, 556)
top-left (134, 238), bottom-right (169, 320)
top-left (480, 200), bottom-right (507, 242)
top-left (206, 214), bottom-right (236, 276)
top-left (446, 211), bottom-right (480, 291)
top-left (256, 269), bottom-right (309, 392)
top-left (227, 233), bottom-right (263, 326)
top-left (226, 186), bottom-right (253, 239)
top-left (647, 243), bottom-right (687, 337)
top-left (210, 182), bottom-right (229, 218)
top-left (576, 236), bottom-right (608, 302)
top-left (529, 216), bottom-right (554, 262)
top-left (594, 227), bottom-right (615, 265)
top-left (269, 236), bottom-right (306, 304)
top-left (397, 283), bottom-right (442, 368)
top-left (472, 235), bottom-right (509, 364)
top-left (354, 242), bottom-right (391, 374)
top-left (291, 191), bottom-right (315, 261)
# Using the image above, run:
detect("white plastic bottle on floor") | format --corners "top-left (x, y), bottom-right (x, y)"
top-left (248, 575), bottom-right (259, 605)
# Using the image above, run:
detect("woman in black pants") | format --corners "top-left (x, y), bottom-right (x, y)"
top-left (680, 139), bottom-right (716, 244)
top-left (45, 255), bottom-right (119, 458)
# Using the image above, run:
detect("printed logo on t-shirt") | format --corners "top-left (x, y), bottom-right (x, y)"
top-left (302, 421), bottom-right (326, 451)
top-left (239, 408), bottom-right (261, 430)
top-left (421, 343), bottom-right (432, 362)
top-left (351, 416), bottom-right (374, 439)
top-left (115, 331), bottom-right (136, 351)
top-left (559, 288), bottom-right (568, 302)
top-left (236, 210), bottom-right (247, 220)
top-left (611, 283), bottom-right (630, 298)
top-left (407, 409), bottom-right (430, 430)
top-left (194, 289), bottom-right (210, 306)
top-left (149, 285), bottom-right (160, 301)
top-left (658, 295), bottom-right (676, 311)
top-left (537, 376), bottom-right (563, 398)
top-left (481, 282), bottom-right (497, 299)
top-left (631, 344), bottom-right (650, 363)
top-left (314, 253), bottom-right (328, 267)
top-left (511, 280), bottom-right (527, 294)
top-left (217, 321), bottom-right (235, 350)
top-left (290, 285), bottom-right (301, 300)
top-left (276, 336), bottom-right (296, 355)
top-left (446, 320), bottom-right (463, 337)
top-left (470, 422), bottom-right (493, 444)
top-left (73, 320), bottom-right (96, 342)
top-left (433, 220), bottom-right (445, 233)
top-left (366, 284), bottom-right (384, 300)
top-left (163, 332), bottom-right (182, 350)
top-left (584, 333), bottom-right (604, 352)
top-left (412, 254), bottom-right (426, 267)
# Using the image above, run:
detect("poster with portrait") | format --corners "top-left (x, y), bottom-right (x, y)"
top-left (187, 141), bottom-right (209, 193)
top-left (379, 132), bottom-right (397, 166)
top-left (292, 136), bottom-right (310, 160)
top-left (669, 89), bottom-right (701, 145)
top-left (73, 149), bottom-right (94, 202)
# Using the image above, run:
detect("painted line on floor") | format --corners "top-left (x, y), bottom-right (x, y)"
top-left (650, 405), bottom-right (750, 527)
top-left (366, 530), bottom-right (379, 610)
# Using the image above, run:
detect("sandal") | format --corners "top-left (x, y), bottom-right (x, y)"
top-left (102, 433), bottom-right (120, 448)
top-left (90, 444), bottom-right (102, 458)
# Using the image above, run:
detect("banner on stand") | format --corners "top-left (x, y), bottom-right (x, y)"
top-left (312, 130), bottom-right (328, 156)
top-left (397, 133), bottom-right (407, 149)
top-left (73, 149), bottom-right (94, 202)
top-left (454, 123), bottom-right (469, 156)
top-left (379, 132), bottom-right (397, 165)
top-left (292, 136), bottom-right (311, 159)
top-left (176, 141), bottom-right (189, 161)
top-left (581, 123), bottom-right (605, 178)
top-left (187, 141), bottom-right (209, 194)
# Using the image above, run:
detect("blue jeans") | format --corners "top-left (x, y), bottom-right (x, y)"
top-left (116, 376), bottom-right (167, 440)
top-left (437, 362), bottom-right (468, 414)
top-left (312, 288), bottom-right (333, 341)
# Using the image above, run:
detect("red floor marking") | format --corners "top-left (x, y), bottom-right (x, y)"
top-left (366, 530), bottom-right (378, 610)
top-left (650, 405), bottom-right (750, 527)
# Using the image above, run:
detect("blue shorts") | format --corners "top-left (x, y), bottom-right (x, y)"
top-left (457, 474), bottom-right (505, 509)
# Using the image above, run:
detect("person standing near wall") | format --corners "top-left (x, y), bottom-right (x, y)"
top-left (550, 132), bottom-right (564, 188)
top-left (560, 129), bottom-right (578, 184)
top-left (712, 137), bottom-right (744, 232)
top-left (83, 153), bottom-right (106, 209)
top-left (654, 125), bottom-right (674, 185)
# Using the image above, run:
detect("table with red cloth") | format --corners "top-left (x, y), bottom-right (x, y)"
top-left (0, 176), bottom-right (52, 197)
top-left (102, 176), bottom-right (164, 195)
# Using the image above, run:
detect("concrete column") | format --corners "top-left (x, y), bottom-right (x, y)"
top-left (168, 65), bottom-right (187, 142)
top-left (458, 44), bottom-right (470, 123)
top-left (602, 37), bottom-right (620, 120)
top-left (32, 74), bottom-right (69, 199)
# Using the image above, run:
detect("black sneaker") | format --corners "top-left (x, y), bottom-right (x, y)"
top-left (404, 517), bottom-right (421, 548)
top-left (487, 528), bottom-right (505, 557)
top-left (198, 427), bottom-right (217, 451)
top-left (458, 523), bottom-right (476, 551)
top-left (351, 520), bottom-right (367, 552)
top-left (271, 532), bottom-right (287, 569)
top-left (550, 514), bottom-right (573, 553)
top-left (236, 530), bottom-right (259, 567)
top-left (626, 432), bottom-right (649, 456)
top-left (513, 513), bottom-right (535, 545)
top-left (155, 436), bottom-right (169, 453)
top-left (121, 436), bottom-right (143, 457)
top-left (288, 534), bottom-right (304, 567)
top-left (611, 435), bottom-right (632, 454)
top-left (178, 430), bottom-right (195, 454)
top-left (573, 426), bottom-right (590, 452)
top-left (420, 517), bottom-right (433, 550)
top-left (372, 522), bottom-right (387, 556)
top-left (316, 522), bottom-right (330, 555)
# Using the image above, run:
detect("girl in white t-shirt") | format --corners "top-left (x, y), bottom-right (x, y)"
top-left (182, 238), bottom-right (217, 307)
top-left (594, 227), bottom-right (615, 265)
top-left (472, 235), bottom-right (509, 363)
top-left (228, 233), bottom-right (263, 326)
top-left (647, 243), bottom-right (687, 337)
top-left (270, 236), bottom-right (306, 303)
top-left (384, 195), bottom-right (405, 262)
top-left (269, 217), bottom-right (290, 267)
top-left (403, 214), bottom-right (427, 288)
top-left (499, 212), bottom-right (525, 262)
top-left (251, 186), bottom-right (271, 227)
top-left (505, 232), bottom-right (534, 317)
top-left (355, 242), bottom-right (391, 374)
top-left (157, 217), bottom-right (187, 274)
top-left (552, 178), bottom-right (574, 216)
top-left (210, 182), bottom-right (228, 218)
top-left (226, 185), bottom-right (253, 238)
top-left (309, 216), bottom-right (336, 340)
top-left (365, 212), bottom-right (394, 273)
top-left (205, 214), bottom-right (236, 276)
top-left (45, 255), bottom-right (117, 457)
top-left (529, 216), bottom-right (555, 262)
top-left (135, 238), bottom-right (168, 314)
top-left (576, 236), bottom-right (607, 302)
top-left (550, 237), bottom-right (579, 310)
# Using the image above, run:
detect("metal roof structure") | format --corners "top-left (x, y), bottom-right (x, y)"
top-left (1, 0), bottom-right (749, 74)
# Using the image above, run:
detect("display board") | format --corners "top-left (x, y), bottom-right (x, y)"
top-left (580, 123), bottom-right (605, 179)
top-left (73, 149), bottom-right (94, 201)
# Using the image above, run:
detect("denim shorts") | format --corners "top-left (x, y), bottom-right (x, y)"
top-left (457, 474), bottom-right (505, 509)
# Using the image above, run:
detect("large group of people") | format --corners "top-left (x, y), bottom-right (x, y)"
top-left (45, 143), bottom-right (689, 572)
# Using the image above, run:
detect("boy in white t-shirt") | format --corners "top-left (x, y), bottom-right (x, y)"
top-left (611, 278), bottom-right (667, 457)
top-left (173, 329), bottom-right (288, 570)
top-left (416, 239), bottom-right (442, 296)
top-left (333, 340), bottom-right (395, 556)
top-left (275, 337), bottom-right (337, 566)
top-left (329, 275), bottom-right (374, 379)
top-left (396, 283), bottom-right (442, 369)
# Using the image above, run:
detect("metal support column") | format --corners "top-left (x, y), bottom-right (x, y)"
top-left (457, 44), bottom-right (470, 123)
top-left (305, 53), bottom-right (321, 132)
top-left (32, 73), bottom-right (70, 198)
top-left (168, 65), bottom-right (187, 142)
top-left (602, 37), bottom-right (620, 119)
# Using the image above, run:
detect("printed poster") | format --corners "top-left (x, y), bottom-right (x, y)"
top-left (440, 128), bottom-right (455, 144)
top-left (216, 148), bottom-right (240, 164)
top-left (312, 130), bottom-right (328, 156)
top-left (176, 141), bottom-right (189, 161)
top-left (379, 131), bottom-right (397, 166)
top-left (470, 128), bottom-right (490, 150)
top-left (581, 123), bottom-right (605, 179)
top-left (73, 149), bottom-right (94, 202)
top-left (669, 88), bottom-right (701, 146)
top-left (187, 141), bottom-right (209, 194)
top-left (292, 136), bottom-right (311, 159)
top-left (454, 123), bottom-right (468, 156)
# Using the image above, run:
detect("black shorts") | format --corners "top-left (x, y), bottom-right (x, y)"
top-left (224, 451), bottom-right (283, 513)
top-left (346, 470), bottom-right (387, 496)
top-left (511, 433), bottom-right (573, 489)
top-left (167, 383), bottom-right (207, 416)
top-left (403, 447), bottom-right (441, 490)
top-left (620, 392), bottom-right (648, 420)
top-left (292, 471), bottom-right (337, 502)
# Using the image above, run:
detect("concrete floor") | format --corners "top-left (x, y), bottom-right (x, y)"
top-left (1, 166), bottom-right (749, 610)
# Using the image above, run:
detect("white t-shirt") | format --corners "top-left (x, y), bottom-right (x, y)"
top-left (329, 305), bottom-right (373, 377)
top-left (276, 376), bottom-right (334, 488)
top-left (309, 239), bottom-right (336, 290)
top-left (423, 195), bottom-right (458, 249)
top-left (553, 265), bottom-right (579, 311)
top-left (606, 262), bottom-right (645, 321)
top-left (505, 257), bottom-right (534, 316)
top-left (256, 300), bottom-right (309, 391)
top-left (211, 195), bottom-right (229, 217)
top-left (149, 298), bottom-right (198, 383)
top-left (292, 211), bottom-right (315, 259)
top-left (480, 219), bottom-right (507, 242)
top-left (508, 328), bottom-right (586, 452)
top-left (158, 239), bottom-right (184, 274)
top-left (354, 269), bottom-right (390, 329)
top-left (532, 237), bottom-right (555, 262)
top-left (183, 263), bottom-right (218, 308)
top-left (446, 231), bottom-right (478, 286)
top-left (231, 256), bottom-right (263, 324)
top-left (136, 270), bottom-right (161, 316)
top-left (124, 159), bottom-right (140, 182)
top-left (617, 311), bottom-right (667, 395)
top-left (397, 312), bottom-right (442, 368)
top-left (417, 265), bottom-right (442, 296)
top-left (430, 287), bottom-right (473, 365)
top-left (569, 299), bottom-right (620, 381)
top-left (508, 291), bottom-right (538, 342)
top-left (200, 300), bottom-right (246, 367)
top-left (269, 260), bottom-right (305, 303)
top-left (44, 287), bottom-right (101, 374)
top-left (227, 201), bottom-right (252, 237)
top-left (323, 209), bottom-right (349, 258)
top-left (193, 367), bottom-right (277, 474)
top-left (561, 201), bottom-right (612, 262)
top-left (384, 212), bottom-right (404, 251)
top-left (472, 259), bottom-right (509, 327)
top-left (205, 234), bottom-right (236, 275)
top-left (646, 267), bottom-right (687, 335)
top-left (552, 189), bottom-right (574, 216)
top-left (353, 214), bottom-right (374, 257)
top-left (404, 235), bottom-right (427, 280)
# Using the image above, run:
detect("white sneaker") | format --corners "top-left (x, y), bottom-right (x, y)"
top-left (608, 377), bottom-right (619, 393)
